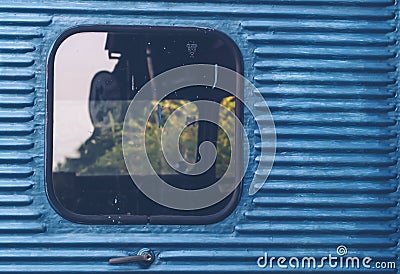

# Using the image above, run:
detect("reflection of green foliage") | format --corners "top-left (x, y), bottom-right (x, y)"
top-left (216, 96), bottom-right (234, 178)
top-left (57, 97), bottom-right (235, 178)
top-left (146, 100), bottom-right (199, 174)
top-left (57, 122), bottom-right (126, 176)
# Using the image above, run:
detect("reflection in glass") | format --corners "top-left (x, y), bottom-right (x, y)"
top-left (52, 29), bottom-right (240, 219)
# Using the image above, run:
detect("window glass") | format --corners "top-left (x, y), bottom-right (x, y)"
top-left (48, 27), bottom-right (243, 224)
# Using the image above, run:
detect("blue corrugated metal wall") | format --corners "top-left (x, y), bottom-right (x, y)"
top-left (0, 0), bottom-right (397, 272)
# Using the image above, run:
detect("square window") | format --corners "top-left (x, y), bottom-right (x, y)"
top-left (46, 26), bottom-right (243, 224)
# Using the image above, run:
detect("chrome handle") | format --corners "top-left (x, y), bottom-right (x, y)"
top-left (109, 249), bottom-right (154, 266)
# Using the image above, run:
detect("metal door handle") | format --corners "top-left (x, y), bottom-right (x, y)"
top-left (109, 249), bottom-right (154, 266)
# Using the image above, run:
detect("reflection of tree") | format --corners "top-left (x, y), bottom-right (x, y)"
top-left (216, 96), bottom-right (234, 178)
top-left (57, 97), bottom-right (235, 178)
top-left (56, 120), bottom-right (126, 176)
top-left (139, 100), bottom-right (199, 175)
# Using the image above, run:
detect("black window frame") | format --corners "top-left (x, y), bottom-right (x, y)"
top-left (46, 25), bottom-right (244, 225)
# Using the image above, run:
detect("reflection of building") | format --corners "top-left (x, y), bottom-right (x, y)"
top-left (53, 33), bottom-right (117, 168)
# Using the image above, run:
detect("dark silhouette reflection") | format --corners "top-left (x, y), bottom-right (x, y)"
top-left (52, 29), bottom-right (241, 221)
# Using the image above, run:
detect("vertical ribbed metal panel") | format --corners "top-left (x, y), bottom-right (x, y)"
top-left (0, 0), bottom-right (396, 273)
top-left (0, 13), bottom-right (48, 235)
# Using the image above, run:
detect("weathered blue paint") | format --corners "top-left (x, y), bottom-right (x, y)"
top-left (0, 0), bottom-right (397, 272)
